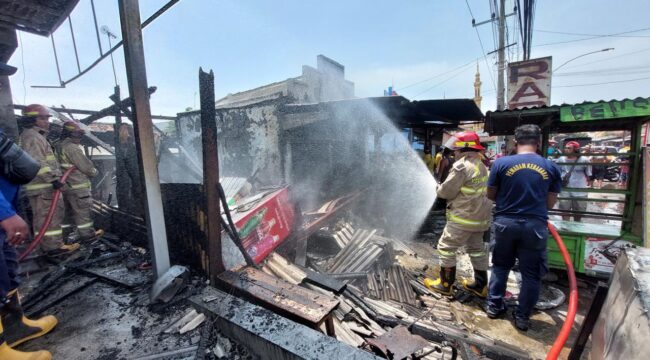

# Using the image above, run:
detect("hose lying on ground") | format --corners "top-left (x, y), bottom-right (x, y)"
top-left (546, 222), bottom-right (579, 360)
top-left (18, 167), bottom-right (75, 262)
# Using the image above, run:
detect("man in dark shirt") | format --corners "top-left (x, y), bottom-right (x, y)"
top-left (485, 124), bottom-right (562, 331)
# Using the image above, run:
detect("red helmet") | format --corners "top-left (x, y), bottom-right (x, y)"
top-left (448, 131), bottom-right (485, 151)
top-left (63, 120), bottom-right (84, 137)
top-left (22, 104), bottom-right (52, 118)
top-left (565, 141), bottom-right (581, 150)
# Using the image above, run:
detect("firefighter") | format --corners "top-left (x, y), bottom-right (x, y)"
top-left (424, 130), bottom-right (492, 297)
top-left (56, 121), bottom-right (102, 242)
top-left (19, 105), bottom-right (79, 254)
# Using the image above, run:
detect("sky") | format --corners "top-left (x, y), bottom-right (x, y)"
top-left (7, 0), bottom-right (650, 117)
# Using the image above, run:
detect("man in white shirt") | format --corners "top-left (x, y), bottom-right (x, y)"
top-left (557, 141), bottom-right (592, 221)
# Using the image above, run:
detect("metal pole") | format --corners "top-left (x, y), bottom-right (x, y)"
top-left (118, 0), bottom-right (171, 279)
top-left (199, 68), bottom-right (225, 279)
top-left (497, 0), bottom-right (506, 110)
top-left (90, 0), bottom-right (103, 55)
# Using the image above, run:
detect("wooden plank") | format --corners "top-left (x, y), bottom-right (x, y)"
top-left (218, 267), bottom-right (339, 325)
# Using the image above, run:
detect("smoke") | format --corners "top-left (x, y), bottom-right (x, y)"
top-left (287, 99), bottom-right (437, 242)
top-left (164, 98), bottom-right (438, 243)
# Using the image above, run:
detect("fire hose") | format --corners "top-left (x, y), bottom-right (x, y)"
top-left (546, 222), bottom-right (578, 360)
top-left (18, 166), bottom-right (76, 262)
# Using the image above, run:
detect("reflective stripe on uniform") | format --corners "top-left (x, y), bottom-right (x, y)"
top-left (35, 229), bottom-right (63, 237)
top-left (60, 163), bottom-right (73, 168)
top-left (467, 251), bottom-right (486, 257)
top-left (460, 186), bottom-right (486, 195)
top-left (37, 166), bottom-right (51, 175)
top-left (447, 213), bottom-right (488, 227)
top-left (77, 222), bottom-right (94, 229)
top-left (46, 154), bottom-right (56, 161)
top-left (437, 249), bottom-right (456, 257)
top-left (24, 183), bottom-right (52, 191)
top-left (69, 182), bottom-right (91, 190)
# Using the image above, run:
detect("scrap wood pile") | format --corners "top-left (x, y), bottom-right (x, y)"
top-left (257, 215), bottom-right (530, 359)
top-left (262, 252), bottom-right (457, 359)
top-left (261, 215), bottom-right (467, 360)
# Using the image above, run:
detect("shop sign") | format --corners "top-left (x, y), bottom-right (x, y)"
top-left (507, 57), bottom-right (552, 109)
top-left (560, 97), bottom-right (650, 122)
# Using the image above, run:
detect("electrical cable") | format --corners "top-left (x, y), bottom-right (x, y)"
top-left (411, 62), bottom-right (475, 99)
top-left (396, 58), bottom-right (477, 91)
top-left (553, 76), bottom-right (650, 88)
top-left (556, 69), bottom-right (650, 78)
top-left (217, 182), bottom-right (256, 267)
top-left (464, 0), bottom-right (498, 93)
top-left (17, 31), bottom-right (26, 105)
top-left (536, 27), bottom-right (650, 38)
top-left (536, 27), bottom-right (650, 47)
top-left (561, 47), bottom-right (650, 70)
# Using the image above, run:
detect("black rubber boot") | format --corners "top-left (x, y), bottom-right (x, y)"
top-left (424, 267), bottom-right (456, 296)
top-left (462, 270), bottom-right (488, 298)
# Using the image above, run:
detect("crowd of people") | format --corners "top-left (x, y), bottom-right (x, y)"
top-left (1, 104), bottom-right (103, 359)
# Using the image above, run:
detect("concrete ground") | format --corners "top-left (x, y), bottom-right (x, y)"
top-left (397, 240), bottom-right (594, 360)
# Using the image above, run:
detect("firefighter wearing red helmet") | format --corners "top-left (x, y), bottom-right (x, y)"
top-left (56, 121), bottom-right (103, 242)
top-left (18, 105), bottom-right (79, 254)
top-left (424, 130), bottom-right (492, 297)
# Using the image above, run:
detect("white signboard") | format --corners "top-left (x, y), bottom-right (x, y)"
top-left (507, 56), bottom-right (552, 109)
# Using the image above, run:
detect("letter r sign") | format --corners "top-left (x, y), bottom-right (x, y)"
top-left (507, 56), bottom-right (552, 110)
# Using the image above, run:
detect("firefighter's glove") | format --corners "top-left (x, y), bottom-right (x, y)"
top-left (51, 179), bottom-right (64, 190)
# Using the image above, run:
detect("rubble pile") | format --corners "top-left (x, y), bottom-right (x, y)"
top-left (17, 233), bottom-right (250, 360)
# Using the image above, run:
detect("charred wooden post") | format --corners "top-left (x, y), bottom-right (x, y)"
top-left (199, 68), bottom-right (225, 280)
top-left (118, 0), bottom-right (170, 279)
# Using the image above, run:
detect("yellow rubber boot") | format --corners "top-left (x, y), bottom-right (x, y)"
top-left (1, 290), bottom-right (57, 347)
top-left (424, 266), bottom-right (456, 296)
top-left (0, 321), bottom-right (51, 360)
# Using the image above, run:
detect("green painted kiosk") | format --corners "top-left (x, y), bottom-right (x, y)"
top-left (485, 98), bottom-right (647, 278)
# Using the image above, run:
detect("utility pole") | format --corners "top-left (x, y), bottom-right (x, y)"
top-left (472, 0), bottom-right (514, 111)
top-left (497, 0), bottom-right (506, 110)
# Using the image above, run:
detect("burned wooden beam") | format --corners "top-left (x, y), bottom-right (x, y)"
top-left (190, 287), bottom-right (380, 360)
top-left (76, 86), bottom-right (158, 124)
top-left (217, 267), bottom-right (339, 333)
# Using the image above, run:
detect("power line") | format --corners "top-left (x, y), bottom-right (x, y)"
top-left (561, 47), bottom-right (650, 70)
top-left (554, 76), bottom-right (650, 88)
top-left (536, 27), bottom-right (650, 47)
top-left (411, 62), bottom-right (476, 99)
top-left (464, 0), bottom-right (498, 93)
top-left (536, 27), bottom-right (650, 38)
top-left (555, 64), bottom-right (650, 77)
top-left (396, 58), bottom-right (478, 91)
